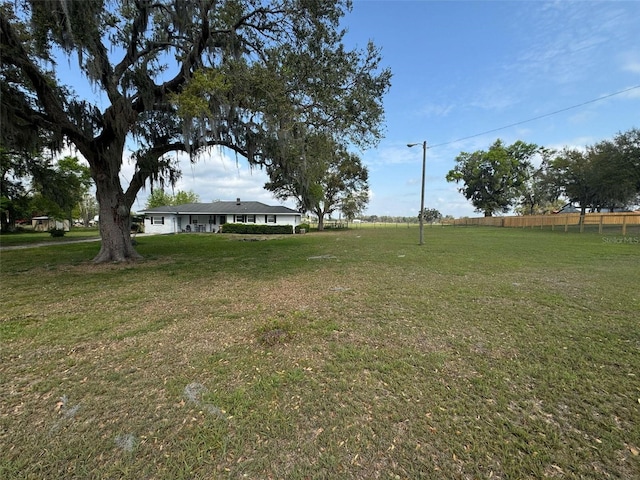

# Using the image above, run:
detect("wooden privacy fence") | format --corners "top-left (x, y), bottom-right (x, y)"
top-left (450, 212), bottom-right (640, 235)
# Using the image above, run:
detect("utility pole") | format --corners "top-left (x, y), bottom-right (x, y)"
top-left (407, 141), bottom-right (427, 245)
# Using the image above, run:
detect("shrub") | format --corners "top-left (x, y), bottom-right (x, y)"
top-left (49, 227), bottom-right (66, 237)
top-left (295, 223), bottom-right (310, 233)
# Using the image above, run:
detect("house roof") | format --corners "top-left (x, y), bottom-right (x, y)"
top-left (553, 203), bottom-right (581, 214)
top-left (140, 201), bottom-right (300, 216)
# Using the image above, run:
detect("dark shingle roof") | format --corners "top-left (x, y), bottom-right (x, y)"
top-left (140, 201), bottom-right (299, 215)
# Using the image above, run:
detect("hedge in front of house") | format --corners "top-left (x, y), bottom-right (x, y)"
top-left (221, 223), bottom-right (293, 234)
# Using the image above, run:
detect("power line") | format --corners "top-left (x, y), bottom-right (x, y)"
top-left (428, 84), bottom-right (640, 149)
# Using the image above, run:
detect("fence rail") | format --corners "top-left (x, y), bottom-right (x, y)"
top-left (450, 212), bottom-right (640, 235)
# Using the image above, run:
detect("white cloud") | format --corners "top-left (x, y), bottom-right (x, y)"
top-left (419, 102), bottom-right (454, 117)
top-left (622, 60), bottom-right (640, 74)
top-left (508, 2), bottom-right (632, 87)
top-left (48, 141), bottom-right (300, 215)
top-left (620, 87), bottom-right (640, 99)
top-left (546, 138), bottom-right (591, 153)
top-left (567, 109), bottom-right (597, 125)
top-left (616, 49), bottom-right (640, 75)
top-left (467, 86), bottom-right (518, 112)
top-left (122, 148), bottom-right (294, 212)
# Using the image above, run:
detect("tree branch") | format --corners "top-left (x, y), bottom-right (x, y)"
top-left (0, 13), bottom-right (87, 149)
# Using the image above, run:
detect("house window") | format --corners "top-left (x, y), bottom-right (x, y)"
top-left (235, 214), bottom-right (246, 223)
top-left (246, 214), bottom-right (256, 223)
top-left (209, 216), bottom-right (215, 224)
top-left (266, 214), bottom-right (276, 223)
top-left (152, 216), bottom-right (164, 225)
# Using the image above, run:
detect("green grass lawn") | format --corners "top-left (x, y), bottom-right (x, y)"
top-left (1, 227), bottom-right (639, 479)
top-left (0, 228), bottom-right (101, 247)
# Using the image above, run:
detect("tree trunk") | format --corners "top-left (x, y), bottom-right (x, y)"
top-left (1, 210), bottom-right (11, 233)
top-left (316, 211), bottom-right (325, 231)
top-left (91, 157), bottom-right (142, 263)
top-left (578, 204), bottom-right (587, 232)
top-left (579, 205), bottom-right (587, 216)
top-left (93, 192), bottom-right (141, 263)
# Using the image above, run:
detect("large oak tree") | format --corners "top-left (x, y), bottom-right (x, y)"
top-left (1, 0), bottom-right (390, 261)
top-left (446, 139), bottom-right (540, 217)
top-left (548, 128), bottom-right (640, 215)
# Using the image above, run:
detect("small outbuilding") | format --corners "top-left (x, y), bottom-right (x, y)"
top-left (32, 216), bottom-right (70, 232)
top-left (139, 199), bottom-right (302, 234)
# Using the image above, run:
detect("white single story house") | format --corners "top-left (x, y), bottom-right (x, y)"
top-left (140, 199), bottom-right (302, 234)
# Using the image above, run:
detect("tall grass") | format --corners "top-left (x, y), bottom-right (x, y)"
top-left (1, 227), bottom-right (638, 479)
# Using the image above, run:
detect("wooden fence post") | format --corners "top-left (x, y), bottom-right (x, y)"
top-left (622, 215), bottom-right (627, 236)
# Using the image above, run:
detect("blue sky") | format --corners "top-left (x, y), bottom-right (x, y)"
top-left (63, 1), bottom-right (640, 217)
top-left (336, 0), bottom-right (640, 218)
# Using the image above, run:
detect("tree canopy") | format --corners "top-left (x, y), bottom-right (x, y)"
top-left (516, 150), bottom-right (562, 215)
top-left (145, 189), bottom-right (200, 209)
top-left (264, 133), bottom-right (369, 230)
top-left (1, 151), bottom-right (91, 230)
top-left (446, 140), bottom-right (540, 217)
top-left (30, 155), bottom-right (92, 220)
top-left (341, 190), bottom-right (369, 225)
top-left (1, 0), bottom-right (391, 261)
top-left (548, 128), bottom-right (640, 214)
top-left (447, 129), bottom-right (639, 217)
top-left (420, 207), bottom-right (442, 224)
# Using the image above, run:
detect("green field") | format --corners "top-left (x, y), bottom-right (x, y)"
top-left (1, 226), bottom-right (639, 479)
